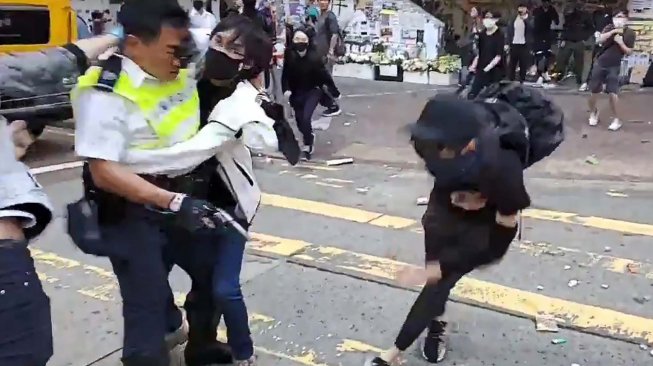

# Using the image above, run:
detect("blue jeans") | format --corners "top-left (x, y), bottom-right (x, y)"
top-left (212, 227), bottom-right (252, 361)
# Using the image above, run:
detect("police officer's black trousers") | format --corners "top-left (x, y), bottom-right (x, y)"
top-left (102, 206), bottom-right (179, 366)
top-left (0, 240), bottom-right (53, 366)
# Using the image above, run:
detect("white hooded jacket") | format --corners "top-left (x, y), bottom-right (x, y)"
top-left (123, 81), bottom-right (278, 223)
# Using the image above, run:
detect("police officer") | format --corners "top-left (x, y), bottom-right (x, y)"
top-left (0, 34), bottom-right (121, 366)
top-left (70, 1), bottom-right (230, 365)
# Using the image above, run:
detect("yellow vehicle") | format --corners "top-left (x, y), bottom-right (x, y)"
top-left (0, 0), bottom-right (80, 54)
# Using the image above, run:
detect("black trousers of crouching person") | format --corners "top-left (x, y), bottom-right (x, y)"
top-left (393, 195), bottom-right (518, 351)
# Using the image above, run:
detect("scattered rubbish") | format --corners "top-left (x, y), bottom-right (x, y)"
top-left (326, 158), bottom-right (354, 166)
top-left (601, 284), bottom-right (609, 289)
top-left (564, 265), bottom-right (572, 270)
top-left (343, 122), bottom-right (351, 126)
top-left (640, 344), bottom-right (648, 350)
top-left (585, 155), bottom-right (599, 165)
top-left (650, 349), bottom-right (653, 357)
top-left (551, 338), bottom-right (567, 345)
top-left (536, 285), bottom-right (544, 291)
top-left (345, 112), bottom-right (356, 117)
top-left (356, 187), bottom-right (370, 194)
top-left (606, 189), bottom-right (628, 197)
top-left (416, 197), bottom-right (429, 205)
top-left (642, 139), bottom-right (650, 144)
top-left (633, 296), bottom-right (651, 304)
top-left (568, 280), bottom-right (579, 288)
top-left (581, 133), bottom-right (588, 138)
top-left (627, 263), bottom-right (640, 274)
top-left (312, 116), bottom-right (332, 131)
top-left (571, 363), bottom-right (580, 366)
top-left (604, 246), bottom-right (612, 252)
top-left (535, 314), bottom-right (559, 332)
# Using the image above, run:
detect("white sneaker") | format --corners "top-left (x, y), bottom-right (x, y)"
top-left (543, 72), bottom-right (551, 82)
top-left (579, 83), bottom-right (588, 92)
top-left (588, 111), bottom-right (599, 126)
top-left (536, 76), bottom-right (544, 86)
top-left (608, 118), bottom-right (623, 131)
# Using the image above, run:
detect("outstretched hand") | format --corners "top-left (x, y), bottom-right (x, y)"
top-left (260, 100), bottom-right (301, 165)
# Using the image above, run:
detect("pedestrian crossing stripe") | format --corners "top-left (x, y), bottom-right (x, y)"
top-left (261, 193), bottom-right (653, 236)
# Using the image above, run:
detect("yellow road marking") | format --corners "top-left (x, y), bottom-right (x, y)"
top-left (248, 233), bottom-right (653, 344)
top-left (261, 193), bottom-right (653, 236)
top-left (32, 250), bottom-right (378, 365)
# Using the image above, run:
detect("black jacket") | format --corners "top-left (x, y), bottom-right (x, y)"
top-left (282, 48), bottom-right (339, 96)
top-left (533, 5), bottom-right (559, 37)
top-left (505, 15), bottom-right (535, 46)
top-left (561, 9), bottom-right (593, 42)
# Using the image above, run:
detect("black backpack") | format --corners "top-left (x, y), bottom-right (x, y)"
top-left (476, 81), bottom-right (565, 168)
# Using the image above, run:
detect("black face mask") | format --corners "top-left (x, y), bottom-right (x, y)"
top-left (204, 49), bottom-right (241, 81)
top-left (293, 43), bottom-right (308, 52)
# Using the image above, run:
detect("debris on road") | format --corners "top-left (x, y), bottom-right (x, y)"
top-left (568, 280), bottom-right (579, 288)
top-left (601, 284), bottom-right (609, 289)
top-left (604, 246), bottom-right (612, 252)
top-left (535, 314), bottom-right (559, 332)
top-left (585, 155), bottom-right (599, 165)
top-left (416, 197), bottom-right (429, 205)
top-left (564, 265), bottom-right (572, 270)
top-left (627, 263), bottom-right (640, 274)
top-left (326, 158), bottom-right (354, 166)
top-left (356, 187), bottom-right (370, 194)
top-left (551, 338), bottom-right (567, 345)
top-left (343, 122), bottom-right (351, 126)
top-left (536, 285), bottom-right (544, 291)
top-left (606, 190), bottom-right (628, 198)
top-left (633, 295), bottom-right (651, 304)
top-left (640, 344), bottom-right (648, 350)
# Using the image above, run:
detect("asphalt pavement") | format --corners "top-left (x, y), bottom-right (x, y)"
top-left (21, 129), bottom-right (653, 365)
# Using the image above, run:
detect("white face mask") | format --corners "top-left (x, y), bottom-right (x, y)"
top-left (613, 17), bottom-right (626, 28)
top-left (297, 50), bottom-right (307, 57)
top-left (483, 18), bottom-right (497, 29)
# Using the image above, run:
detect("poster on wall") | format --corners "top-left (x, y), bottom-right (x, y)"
top-left (629, 20), bottom-right (653, 55)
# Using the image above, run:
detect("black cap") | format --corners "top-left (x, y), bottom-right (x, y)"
top-left (410, 95), bottom-right (487, 149)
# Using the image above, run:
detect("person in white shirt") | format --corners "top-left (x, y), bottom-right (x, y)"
top-left (506, 3), bottom-right (534, 83)
top-left (190, 0), bottom-right (218, 29)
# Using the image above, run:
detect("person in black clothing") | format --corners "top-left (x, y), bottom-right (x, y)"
top-left (365, 94), bottom-right (535, 366)
top-left (582, 2), bottom-right (615, 89)
top-left (553, 1), bottom-right (593, 88)
top-left (532, 0), bottom-right (559, 82)
top-left (468, 10), bottom-right (504, 98)
top-left (282, 29), bottom-right (340, 160)
top-left (506, 3), bottom-right (534, 83)
top-left (241, 0), bottom-right (274, 89)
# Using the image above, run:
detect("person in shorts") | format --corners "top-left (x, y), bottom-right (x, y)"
top-left (588, 9), bottom-right (635, 131)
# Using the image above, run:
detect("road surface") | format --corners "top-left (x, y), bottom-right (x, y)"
top-left (23, 128), bottom-right (653, 365)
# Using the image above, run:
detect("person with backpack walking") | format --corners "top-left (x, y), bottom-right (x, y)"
top-left (313, 0), bottom-right (342, 117)
top-left (365, 83), bottom-right (564, 366)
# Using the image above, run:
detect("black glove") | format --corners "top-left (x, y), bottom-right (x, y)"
top-left (260, 101), bottom-right (301, 165)
top-left (175, 197), bottom-right (223, 232)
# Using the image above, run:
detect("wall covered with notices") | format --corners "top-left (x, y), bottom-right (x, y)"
top-left (629, 20), bottom-right (653, 55)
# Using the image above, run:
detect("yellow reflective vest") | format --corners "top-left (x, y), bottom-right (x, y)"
top-left (73, 65), bottom-right (200, 150)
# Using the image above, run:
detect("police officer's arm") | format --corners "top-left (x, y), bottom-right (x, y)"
top-left (74, 90), bottom-right (175, 210)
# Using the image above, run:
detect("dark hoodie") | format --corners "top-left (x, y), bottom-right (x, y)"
top-left (561, 4), bottom-right (593, 42)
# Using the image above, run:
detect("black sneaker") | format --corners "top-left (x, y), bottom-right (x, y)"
top-left (322, 106), bottom-right (342, 117)
top-left (365, 357), bottom-right (391, 366)
top-left (422, 320), bottom-right (447, 363)
top-left (184, 340), bottom-right (233, 365)
top-left (302, 145), bottom-right (314, 161)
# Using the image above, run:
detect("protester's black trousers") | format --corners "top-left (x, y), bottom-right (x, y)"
top-left (394, 197), bottom-right (517, 351)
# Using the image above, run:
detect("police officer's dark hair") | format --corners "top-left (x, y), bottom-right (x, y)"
top-left (118, 0), bottom-right (189, 43)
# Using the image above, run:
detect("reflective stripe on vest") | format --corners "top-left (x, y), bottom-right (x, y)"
top-left (73, 66), bottom-right (200, 150)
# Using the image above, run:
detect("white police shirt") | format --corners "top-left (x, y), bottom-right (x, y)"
top-left (73, 57), bottom-right (200, 177)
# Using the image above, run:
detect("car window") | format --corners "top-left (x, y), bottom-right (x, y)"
top-left (77, 14), bottom-right (92, 39)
